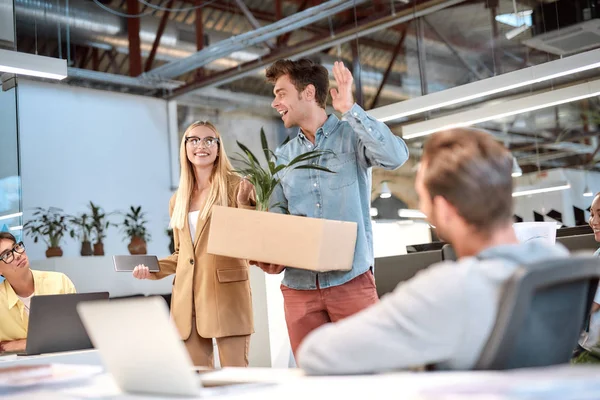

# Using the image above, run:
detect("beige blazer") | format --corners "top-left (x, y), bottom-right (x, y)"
top-left (151, 174), bottom-right (254, 340)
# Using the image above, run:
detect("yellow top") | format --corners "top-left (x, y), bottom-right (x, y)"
top-left (0, 270), bottom-right (76, 342)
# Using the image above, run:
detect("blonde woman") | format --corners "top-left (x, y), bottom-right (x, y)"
top-left (133, 121), bottom-right (254, 367)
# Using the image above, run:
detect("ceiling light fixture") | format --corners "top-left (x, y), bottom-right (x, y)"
top-left (0, 212), bottom-right (23, 221)
top-left (512, 182), bottom-right (571, 197)
top-left (512, 157), bottom-right (523, 177)
top-left (380, 182), bottom-right (392, 199)
top-left (0, 49), bottom-right (67, 80)
top-left (369, 48), bottom-right (600, 123)
top-left (398, 209), bottom-right (427, 219)
top-left (401, 78), bottom-right (600, 139)
top-left (583, 171), bottom-right (593, 197)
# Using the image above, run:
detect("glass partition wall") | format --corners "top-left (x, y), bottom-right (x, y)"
top-left (0, 0), bottom-right (23, 241)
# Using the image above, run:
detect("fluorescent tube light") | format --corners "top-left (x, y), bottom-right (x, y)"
top-left (512, 182), bottom-right (571, 197)
top-left (398, 209), bottom-right (427, 219)
top-left (583, 185), bottom-right (593, 197)
top-left (402, 78), bottom-right (600, 139)
top-left (0, 212), bottom-right (23, 221)
top-left (0, 49), bottom-right (67, 80)
top-left (505, 24), bottom-right (530, 40)
top-left (9, 225), bottom-right (23, 231)
top-left (369, 48), bottom-right (600, 122)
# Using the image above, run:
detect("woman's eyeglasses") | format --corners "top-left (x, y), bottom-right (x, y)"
top-left (185, 136), bottom-right (219, 149)
top-left (0, 242), bottom-right (25, 264)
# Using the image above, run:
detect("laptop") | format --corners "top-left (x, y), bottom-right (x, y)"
top-left (112, 255), bottom-right (160, 272)
top-left (77, 296), bottom-right (203, 397)
top-left (5, 292), bottom-right (109, 356)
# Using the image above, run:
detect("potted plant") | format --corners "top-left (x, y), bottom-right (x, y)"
top-left (23, 207), bottom-right (69, 258)
top-left (166, 228), bottom-right (175, 254)
top-left (89, 201), bottom-right (112, 256)
top-left (68, 213), bottom-right (94, 256)
top-left (121, 206), bottom-right (151, 255)
top-left (232, 128), bottom-right (334, 211)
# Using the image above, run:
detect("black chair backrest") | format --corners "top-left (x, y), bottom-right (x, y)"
top-left (474, 255), bottom-right (600, 370)
top-left (441, 244), bottom-right (457, 261)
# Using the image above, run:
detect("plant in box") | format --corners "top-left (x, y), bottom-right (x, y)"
top-left (23, 207), bottom-right (69, 258)
top-left (232, 128), bottom-right (335, 212)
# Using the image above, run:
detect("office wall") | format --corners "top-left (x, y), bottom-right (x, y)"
top-left (18, 80), bottom-right (174, 260)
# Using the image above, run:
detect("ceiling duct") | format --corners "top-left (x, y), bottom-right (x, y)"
top-left (523, 0), bottom-right (600, 55)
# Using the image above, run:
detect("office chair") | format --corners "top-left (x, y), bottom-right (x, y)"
top-left (441, 244), bottom-right (457, 261)
top-left (474, 255), bottom-right (600, 370)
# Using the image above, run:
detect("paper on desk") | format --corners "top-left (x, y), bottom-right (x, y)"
top-left (200, 367), bottom-right (304, 386)
top-left (513, 222), bottom-right (557, 245)
top-left (0, 363), bottom-right (103, 389)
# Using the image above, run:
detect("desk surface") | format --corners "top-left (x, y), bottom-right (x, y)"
top-left (0, 349), bottom-right (101, 368)
top-left (2, 364), bottom-right (600, 400)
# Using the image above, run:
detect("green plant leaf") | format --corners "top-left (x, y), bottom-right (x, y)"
top-left (293, 165), bottom-right (336, 173)
top-left (287, 149), bottom-right (333, 167)
top-left (260, 128), bottom-right (270, 164)
top-left (237, 141), bottom-right (260, 165)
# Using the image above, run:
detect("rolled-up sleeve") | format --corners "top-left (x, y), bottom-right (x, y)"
top-left (342, 103), bottom-right (409, 170)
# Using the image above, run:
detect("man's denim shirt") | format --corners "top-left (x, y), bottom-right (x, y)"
top-left (270, 103), bottom-right (409, 290)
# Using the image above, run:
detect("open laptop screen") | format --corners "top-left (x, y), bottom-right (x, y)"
top-left (25, 292), bottom-right (109, 355)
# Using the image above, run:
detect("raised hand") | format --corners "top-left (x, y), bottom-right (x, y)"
top-left (330, 61), bottom-right (355, 115)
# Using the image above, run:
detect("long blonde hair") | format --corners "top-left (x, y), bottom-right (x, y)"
top-left (170, 121), bottom-right (235, 230)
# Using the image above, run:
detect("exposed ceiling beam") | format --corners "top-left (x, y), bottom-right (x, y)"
top-left (165, 0), bottom-right (467, 99)
top-left (148, 0), bottom-right (371, 80)
top-left (370, 25), bottom-right (408, 109)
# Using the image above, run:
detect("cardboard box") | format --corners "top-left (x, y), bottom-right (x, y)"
top-left (207, 206), bottom-right (357, 272)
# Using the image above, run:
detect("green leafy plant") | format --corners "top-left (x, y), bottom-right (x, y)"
top-left (68, 213), bottom-right (93, 243)
top-left (88, 201), bottom-right (113, 244)
top-left (232, 128), bottom-right (335, 212)
top-left (23, 207), bottom-right (69, 248)
top-left (166, 228), bottom-right (175, 253)
top-left (120, 206), bottom-right (151, 243)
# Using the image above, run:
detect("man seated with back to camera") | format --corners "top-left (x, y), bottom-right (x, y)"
top-left (297, 127), bottom-right (569, 374)
top-left (0, 232), bottom-right (76, 353)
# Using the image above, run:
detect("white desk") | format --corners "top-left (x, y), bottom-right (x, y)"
top-left (0, 349), bottom-right (102, 368)
top-left (3, 364), bottom-right (600, 400)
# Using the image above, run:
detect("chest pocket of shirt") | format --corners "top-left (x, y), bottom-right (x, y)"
top-left (324, 151), bottom-right (358, 190)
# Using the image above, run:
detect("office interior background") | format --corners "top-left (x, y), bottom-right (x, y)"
top-left (1, 0), bottom-right (600, 366)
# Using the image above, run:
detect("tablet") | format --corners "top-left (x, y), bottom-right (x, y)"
top-left (113, 255), bottom-right (160, 272)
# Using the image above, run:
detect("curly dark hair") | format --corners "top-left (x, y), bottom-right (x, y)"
top-left (266, 58), bottom-right (329, 109)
